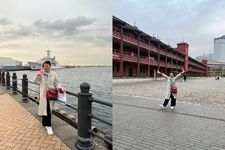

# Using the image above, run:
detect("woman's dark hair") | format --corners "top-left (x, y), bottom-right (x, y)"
top-left (42, 61), bottom-right (51, 67)
top-left (171, 71), bottom-right (178, 76)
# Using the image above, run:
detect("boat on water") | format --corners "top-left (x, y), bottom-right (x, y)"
top-left (28, 50), bottom-right (63, 70)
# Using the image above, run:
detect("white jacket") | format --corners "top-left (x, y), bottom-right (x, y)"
top-left (161, 73), bottom-right (182, 99)
top-left (34, 70), bottom-right (61, 116)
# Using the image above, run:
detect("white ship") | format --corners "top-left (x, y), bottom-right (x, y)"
top-left (28, 50), bottom-right (63, 70)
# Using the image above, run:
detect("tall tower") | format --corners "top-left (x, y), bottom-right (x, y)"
top-left (213, 35), bottom-right (225, 62)
top-left (177, 42), bottom-right (189, 72)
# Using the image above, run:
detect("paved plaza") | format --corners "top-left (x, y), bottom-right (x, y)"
top-left (113, 77), bottom-right (225, 107)
top-left (113, 77), bottom-right (225, 150)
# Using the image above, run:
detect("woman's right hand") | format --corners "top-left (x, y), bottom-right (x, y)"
top-left (37, 69), bottom-right (45, 77)
top-left (157, 69), bottom-right (162, 75)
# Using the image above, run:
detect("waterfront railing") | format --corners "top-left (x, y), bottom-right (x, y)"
top-left (0, 71), bottom-right (112, 150)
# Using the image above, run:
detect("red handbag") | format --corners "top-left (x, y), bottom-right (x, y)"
top-left (46, 89), bottom-right (58, 100)
top-left (170, 86), bottom-right (177, 94)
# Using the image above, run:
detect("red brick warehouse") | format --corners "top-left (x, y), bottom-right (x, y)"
top-left (113, 16), bottom-right (208, 78)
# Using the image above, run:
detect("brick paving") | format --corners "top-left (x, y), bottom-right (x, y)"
top-left (113, 95), bottom-right (225, 150)
top-left (0, 93), bottom-right (70, 150)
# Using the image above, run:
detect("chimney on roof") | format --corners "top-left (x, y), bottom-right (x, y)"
top-left (202, 59), bottom-right (208, 65)
top-left (176, 42), bottom-right (189, 55)
top-left (133, 19), bottom-right (138, 29)
top-left (177, 41), bottom-right (189, 72)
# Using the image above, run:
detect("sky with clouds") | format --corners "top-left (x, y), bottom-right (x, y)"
top-left (0, 0), bottom-right (111, 65)
top-left (113, 0), bottom-right (225, 58)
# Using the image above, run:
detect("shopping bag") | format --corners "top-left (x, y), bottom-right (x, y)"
top-left (57, 91), bottom-right (67, 105)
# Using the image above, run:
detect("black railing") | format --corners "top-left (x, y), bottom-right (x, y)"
top-left (0, 71), bottom-right (112, 150)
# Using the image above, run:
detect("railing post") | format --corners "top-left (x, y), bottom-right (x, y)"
top-left (6, 72), bottom-right (10, 90)
top-left (75, 82), bottom-right (94, 150)
top-left (12, 73), bottom-right (17, 95)
top-left (2, 72), bottom-right (5, 86)
top-left (0, 71), bottom-right (2, 84)
top-left (22, 74), bottom-right (28, 103)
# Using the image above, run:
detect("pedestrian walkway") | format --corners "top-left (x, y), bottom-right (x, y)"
top-left (0, 93), bottom-right (70, 150)
top-left (113, 95), bottom-right (225, 150)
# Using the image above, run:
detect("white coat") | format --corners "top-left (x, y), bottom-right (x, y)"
top-left (34, 70), bottom-right (61, 116)
top-left (161, 73), bottom-right (182, 100)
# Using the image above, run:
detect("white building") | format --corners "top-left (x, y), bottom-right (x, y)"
top-left (0, 57), bottom-right (22, 68)
top-left (213, 35), bottom-right (225, 62)
top-left (196, 35), bottom-right (225, 62)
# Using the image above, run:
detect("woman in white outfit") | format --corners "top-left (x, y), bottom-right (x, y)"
top-left (157, 69), bottom-right (185, 110)
top-left (34, 61), bottom-right (63, 135)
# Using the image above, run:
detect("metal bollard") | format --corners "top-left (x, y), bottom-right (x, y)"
top-left (0, 71), bottom-right (2, 84)
top-left (2, 72), bottom-right (5, 86)
top-left (22, 74), bottom-right (28, 103)
top-left (75, 82), bottom-right (94, 150)
top-left (6, 72), bottom-right (10, 90)
top-left (12, 73), bottom-right (17, 95)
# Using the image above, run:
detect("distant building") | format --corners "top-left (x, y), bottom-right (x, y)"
top-left (0, 57), bottom-right (22, 69)
top-left (196, 53), bottom-right (213, 62)
top-left (196, 35), bottom-right (225, 62)
top-left (207, 60), bottom-right (225, 77)
top-left (213, 35), bottom-right (225, 62)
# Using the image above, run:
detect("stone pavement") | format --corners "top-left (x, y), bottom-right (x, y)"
top-left (113, 95), bottom-right (225, 150)
top-left (113, 77), bottom-right (225, 108)
top-left (0, 93), bottom-right (70, 150)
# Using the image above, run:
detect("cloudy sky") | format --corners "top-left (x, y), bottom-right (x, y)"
top-left (113, 0), bottom-right (225, 58)
top-left (0, 0), bottom-right (111, 65)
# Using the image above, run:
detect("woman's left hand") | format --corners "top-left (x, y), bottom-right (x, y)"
top-left (58, 88), bottom-right (64, 93)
